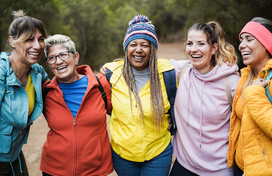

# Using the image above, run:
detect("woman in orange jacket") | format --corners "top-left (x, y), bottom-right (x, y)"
top-left (40, 34), bottom-right (113, 176)
top-left (228, 17), bottom-right (272, 175)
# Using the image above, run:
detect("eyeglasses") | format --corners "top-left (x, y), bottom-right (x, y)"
top-left (46, 51), bottom-right (74, 65)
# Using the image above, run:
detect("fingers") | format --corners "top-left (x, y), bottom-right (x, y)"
top-left (168, 117), bottom-right (172, 131)
top-left (252, 78), bottom-right (270, 87)
top-left (168, 123), bottom-right (172, 130)
top-left (100, 66), bottom-right (106, 75)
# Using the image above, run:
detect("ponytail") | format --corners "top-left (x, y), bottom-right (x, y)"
top-left (207, 21), bottom-right (237, 66)
top-left (187, 21), bottom-right (237, 67)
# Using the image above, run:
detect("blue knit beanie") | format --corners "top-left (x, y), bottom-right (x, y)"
top-left (123, 14), bottom-right (158, 51)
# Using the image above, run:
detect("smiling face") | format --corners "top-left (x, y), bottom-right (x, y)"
top-left (9, 28), bottom-right (45, 66)
top-left (186, 30), bottom-right (217, 74)
top-left (47, 44), bottom-right (80, 83)
top-left (127, 39), bottom-right (151, 71)
top-left (239, 33), bottom-right (270, 68)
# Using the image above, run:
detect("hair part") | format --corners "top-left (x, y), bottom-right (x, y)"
top-left (8, 10), bottom-right (47, 49)
top-left (123, 42), bottom-right (165, 130)
top-left (186, 21), bottom-right (237, 67)
top-left (44, 34), bottom-right (77, 58)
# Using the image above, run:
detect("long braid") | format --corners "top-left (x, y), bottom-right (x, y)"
top-left (123, 43), bottom-right (165, 129)
top-left (149, 43), bottom-right (165, 129)
top-left (123, 49), bottom-right (144, 121)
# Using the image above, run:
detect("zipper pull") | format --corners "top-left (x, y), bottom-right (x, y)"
top-left (73, 118), bottom-right (76, 125)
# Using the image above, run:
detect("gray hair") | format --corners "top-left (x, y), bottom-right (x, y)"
top-left (44, 34), bottom-right (76, 58)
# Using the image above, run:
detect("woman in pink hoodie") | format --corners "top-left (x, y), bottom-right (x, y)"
top-left (169, 21), bottom-right (240, 175)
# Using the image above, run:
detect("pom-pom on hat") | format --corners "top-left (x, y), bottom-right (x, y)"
top-left (123, 14), bottom-right (158, 51)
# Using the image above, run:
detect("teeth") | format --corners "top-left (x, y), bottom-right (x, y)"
top-left (28, 52), bottom-right (39, 56)
top-left (242, 52), bottom-right (251, 56)
top-left (134, 56), bottom-right (143, 59)
top-left (57, 66), bottom-right (67, 70)
top-left (191, 55), bottom-right (202, 58)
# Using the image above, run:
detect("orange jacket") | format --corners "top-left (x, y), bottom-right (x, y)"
top-left (228, 60), bottom-right (272, 175)
top-left (40, 65), bottom-right (113, 176)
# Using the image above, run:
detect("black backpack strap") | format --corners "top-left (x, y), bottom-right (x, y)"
top-left (42, 81), bottom-right (51, 113)
top-left (163, 69), bottom-right (177, 135)
top-left (42, 81), bottom-right (51, 103)
top-left (95, 75), bottom-right (107, 110)
top-left (105, 68), bottom-right (113, 87)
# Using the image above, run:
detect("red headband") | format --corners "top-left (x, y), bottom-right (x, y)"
top-left (239, 21), bottom-right (272, 55)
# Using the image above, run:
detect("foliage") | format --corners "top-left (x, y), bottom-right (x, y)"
top-left (0, 0), bottom-right (272, 77)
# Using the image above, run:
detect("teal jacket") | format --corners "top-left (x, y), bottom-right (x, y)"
top-left (0, 52), bottom-right (49, 162)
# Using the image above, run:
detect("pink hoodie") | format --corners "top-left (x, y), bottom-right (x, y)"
top-left (170, 59), bottom-right (240, 176)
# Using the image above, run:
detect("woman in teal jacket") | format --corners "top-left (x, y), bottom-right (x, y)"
top-left (0, 10), bottom-right (48, 176)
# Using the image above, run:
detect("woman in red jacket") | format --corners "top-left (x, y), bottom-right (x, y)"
top-left (40, 34), bottom-right (113, 176)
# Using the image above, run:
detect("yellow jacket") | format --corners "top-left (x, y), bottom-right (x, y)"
top-left (228, 59), bottom-right (272, 175)
top-left (105, 59), bottom-right (173, 162)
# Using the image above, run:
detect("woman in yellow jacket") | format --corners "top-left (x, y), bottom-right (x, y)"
top-left (104, 14), bottom-right (174, 176)
top-left (228, 17), bottom-right (272, 176)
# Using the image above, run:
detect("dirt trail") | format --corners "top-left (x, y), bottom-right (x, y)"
top-left (22, 42), bottom-right (185, 176)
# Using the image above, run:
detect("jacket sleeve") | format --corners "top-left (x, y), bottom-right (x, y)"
top-left (35, 63), bottom-right (50, 83)
top-left (244, 85), bottom-right (272, 138)
top-left (0, 64), bottom-right (6, 108)
top-left (97, 74), bottom-right (112, 115)
top-left (169, 59), bottom-right (190, 78)
top-left (40, 66), bottom-right (50, 83)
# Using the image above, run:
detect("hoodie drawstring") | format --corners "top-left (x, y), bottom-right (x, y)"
top-left (186, 72), bottom-right (192, 126)
top-left (9, 155), bottom-right (23, 176)
top-left (199, 81), bottom-right (205, 148)
top-left (186, 68), bottom-right (205, 148)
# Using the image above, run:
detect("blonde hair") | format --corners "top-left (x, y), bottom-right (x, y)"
top-left (8, 10), bottom-right (47, 48)
top-left (242, 69), bottom-right (255, 100)
top-left (123, 43), bottom-right (165, 129)
top-left (187, 21), bottom-right (237, 67)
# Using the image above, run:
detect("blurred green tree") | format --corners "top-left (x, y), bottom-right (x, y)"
top-left (1, 0), bottom-right (272, 74)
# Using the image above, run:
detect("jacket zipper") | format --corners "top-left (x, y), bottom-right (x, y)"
top-left (136, 102), bottom-right (146, 161)
top-left (139, 124), bottom-right (146, 161)
top-left (73, 118), bottom-right (76, 176)
top-left (258, 138), bottom-right (270, 164)
top-left (240, 119), bottom-right (245, 173)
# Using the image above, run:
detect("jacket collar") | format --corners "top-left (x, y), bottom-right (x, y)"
top-left (241, 59), bottom-right (272, 79)
top-left (46, 65), bottom-right (98, 89)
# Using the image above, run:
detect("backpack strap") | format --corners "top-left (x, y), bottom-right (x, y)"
top-left (42, 77), bottom-right (108, 110)
top-left (42, 81), bottom-right (51, 103)
top-left (225, 75), bottom-right (233, 111)
top-left (264, 70), bottom-right (272, 103)
top-left (105, 68), bottom-right (113, 87)
top-left (163, 69), bottom-right (177, 135)
top-left (178, 63), bottom-right (191, 83)
top-left (95, 75), bottom-right (108, 110)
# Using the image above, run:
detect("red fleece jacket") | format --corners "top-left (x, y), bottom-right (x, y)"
top-left (40, 65), bottom-right (113, 176)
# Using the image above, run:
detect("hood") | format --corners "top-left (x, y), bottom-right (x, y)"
top-left (192, 62), bottom-right (239, 82)
top-left (186, 62), bottom-right (239, 148)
